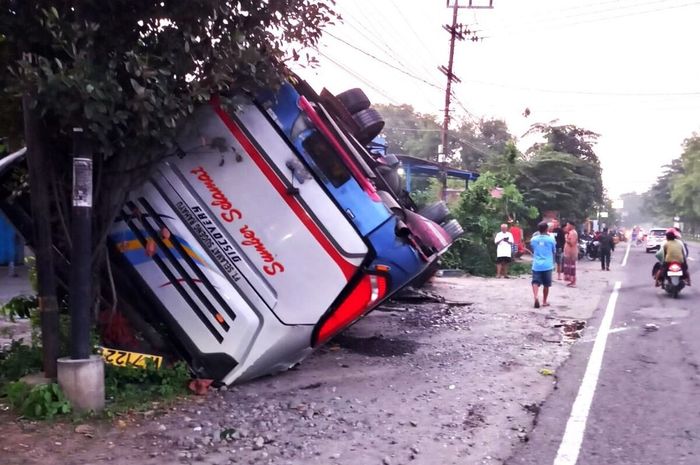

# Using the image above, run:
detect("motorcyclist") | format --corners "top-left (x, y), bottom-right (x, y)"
top-left (655, 229), bottom-right (691, 287)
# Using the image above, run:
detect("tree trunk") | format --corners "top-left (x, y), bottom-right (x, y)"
top-left (23, 94), bottom-right (61, 378)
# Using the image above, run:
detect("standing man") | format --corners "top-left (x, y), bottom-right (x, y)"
top-left (599, 227), bottom-right (615, 271)
top-left (551, 219), bottom-right (566, 280)
top-left (494, 223), bottom-right (514, 278)
top-left (509, 220), bottom-right (524, 257)
top-left (530, 221), bottom-right (556, 308)
top-left (563, 221), bottom-right (579, 286)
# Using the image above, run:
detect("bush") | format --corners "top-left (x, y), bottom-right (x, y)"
top-left (4, 381), bottom-right (71, 419)
top-left (1, 295), bottom-right (37, 321)
top-left (446, 172), bottom-right (538, 276)
top-left (0, 340), bottom-right (43, 386)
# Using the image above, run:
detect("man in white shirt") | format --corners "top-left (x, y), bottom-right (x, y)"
top-left (494, 223), bottom-right (514, 278)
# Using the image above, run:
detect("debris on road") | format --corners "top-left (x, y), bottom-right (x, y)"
top-left (644, 323), bottom-right (660, 332)
top-left (538, 368), bottom-right (555, 376)
top-left (553, 319), bottom-right (586, 340)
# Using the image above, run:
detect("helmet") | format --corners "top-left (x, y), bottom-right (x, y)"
top-left (666, 227), bottom-right (681, 238)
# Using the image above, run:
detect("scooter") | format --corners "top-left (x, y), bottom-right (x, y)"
top-left (663, 261), bottom-right (686, 298)
top-left (578, 239), bottom-right (586, 260)
top-left (586, 239), bottom-right (600, 261)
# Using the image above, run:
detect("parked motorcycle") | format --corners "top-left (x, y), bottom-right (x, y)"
top-left (578, 239), bottom-right (586, 260)
top-left (586, 238), bottom-right (600, 261)
top-left (662, 261), bottom-right (686, 298)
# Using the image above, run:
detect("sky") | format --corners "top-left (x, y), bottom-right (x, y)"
top-left (292, 0), bottom-right (700, 199)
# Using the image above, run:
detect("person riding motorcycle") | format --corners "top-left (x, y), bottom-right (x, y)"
top-left (655, 229), bottom-right (691, 287)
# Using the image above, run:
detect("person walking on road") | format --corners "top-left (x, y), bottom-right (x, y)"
top-left (599, 227), bottom-right (615, 271)
top-left (563, 221), bottom-right (579, 286)
top-left (530, 221), bottom-right (556, 308)
top-left (551, 219), bottom-right (566, 281)
top-left (494, 223), bottom-right (514, 278)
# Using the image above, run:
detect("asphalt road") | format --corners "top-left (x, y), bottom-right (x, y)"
top-left (508, 241), bottom-right (700, 465)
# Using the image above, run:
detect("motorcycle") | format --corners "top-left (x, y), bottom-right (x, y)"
top-left (586, 238), bottom-right (600, 261)
top-left (662, 261), bottom-right (686, 298)
top-left (578, 239), bottom-right (586, 260)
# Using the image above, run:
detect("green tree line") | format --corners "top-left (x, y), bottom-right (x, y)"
top-left (644, 134), bottom-right (700, 234)
top-left (376, 104), bottom-right (608, 274)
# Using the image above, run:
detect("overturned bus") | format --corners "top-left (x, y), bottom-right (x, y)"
top-left (2, 76), bottom-right (463, 384)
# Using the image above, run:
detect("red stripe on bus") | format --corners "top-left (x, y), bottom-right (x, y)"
top-left (212, 104), bottom-right (357, 281)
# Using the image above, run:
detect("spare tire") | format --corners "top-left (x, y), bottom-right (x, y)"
top-left (336, 88), bottom-right (371, 114)
top-left (352, 108), bottom-right (385, 145)
top-left (418, 201), bottom-right (450, 224)
top-left (441, 219), bottom-right (464, 241)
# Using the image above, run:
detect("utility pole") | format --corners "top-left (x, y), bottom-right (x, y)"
top-left (439, 0), bottom-right (493, 200)
top-left (69, 128), bottom-right (93, 360)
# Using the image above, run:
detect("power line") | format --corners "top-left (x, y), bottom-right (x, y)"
top-left (489, 0), bottom-right (680, 32)
top-left (453, 79), bottom-right (700, 97)
top-left (488, 1), bottom-right (700, 37)
top-left (336, 4), bottom-right (438, 81)
top-left (324, 31), bottom-right (445, 91)
top-left (387, 0), bottom-right (440, 75)
top-left (325, 29), bottom-right (700, 99)
top-left (317, 50), bottom-right (402, 105)
top-left (335, 8), bottom-right (418, 76)
top-left (333, 4), bottom-right (445, 112)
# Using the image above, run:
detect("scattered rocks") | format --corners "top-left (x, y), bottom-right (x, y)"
top-left (252, 436), bottom-right (265, 450)
top-left (74, 424), bottom-right (96, 438)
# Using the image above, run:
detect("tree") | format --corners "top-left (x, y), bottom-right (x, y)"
top-left (442, 172), bottom-right (537, 275)
top-left (644, 158), bottom-right (684, 225)
top-left (619, 192), bottom-right (651, 227)
top-left (375, 104), bottom-right (512, 171)
top-left (671, 135), bottom-right (700, 232)
top-left (2, 1), bottom-right (338, 371)
top-left (525, 122), bottom-right (601, 165)
top-left (375, 104), bottom-right (442, 160)
top-left (455, 118), bottom-right (513, 171)
top-left (516, 151), bottom-right (603, 222)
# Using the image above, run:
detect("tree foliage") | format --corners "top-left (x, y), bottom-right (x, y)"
top-left (516, 151), bottom-right (603, 222)
top-left (375, 104), bottom-right (442, 160)
top-left (644, 158), bottom-right (684, 225)
top-left (525, 122), bottom-right (601, 165)
top-left (375, 103), bottom-right (512, 170)
top-left (670, 135), bottom-right (700, 227)
top-left (442, 172), bottom-right (537, 275)
top-left (1, 0), bottom-right (337, 261)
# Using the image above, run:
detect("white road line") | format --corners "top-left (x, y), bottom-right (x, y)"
top-left (621, 240), bottom-right (632, 267)
top-left (553, 281), bottom-right (622, 465)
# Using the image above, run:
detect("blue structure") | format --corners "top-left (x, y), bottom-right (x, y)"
top-left (396, 155), bottom-right (479, 192)
top-left (0, 211), bottom-right (23, 266)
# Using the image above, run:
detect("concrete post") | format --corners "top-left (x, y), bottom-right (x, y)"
top-left (57, 355), bottom-right (105, 412)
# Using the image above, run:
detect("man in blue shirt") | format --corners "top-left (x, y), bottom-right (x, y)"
top-left (530, 221), bottom-right (557, 308)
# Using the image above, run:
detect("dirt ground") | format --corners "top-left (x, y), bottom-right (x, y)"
top-left (0, 259), bottom-right (616, 465)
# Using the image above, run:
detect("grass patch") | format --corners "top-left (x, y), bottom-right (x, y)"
top-left (103, 361), bottom-right (190, 416)
top-left (508, 261), bottom-right (531, 276)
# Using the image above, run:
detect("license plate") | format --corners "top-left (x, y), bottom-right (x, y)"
top-left (97, 346), bottom-right (163, 369)
top-left (667, 271), bottom-right (683, 276)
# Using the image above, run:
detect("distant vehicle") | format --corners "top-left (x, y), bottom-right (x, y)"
top-left (645, 228), bottom-right (667, 253)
